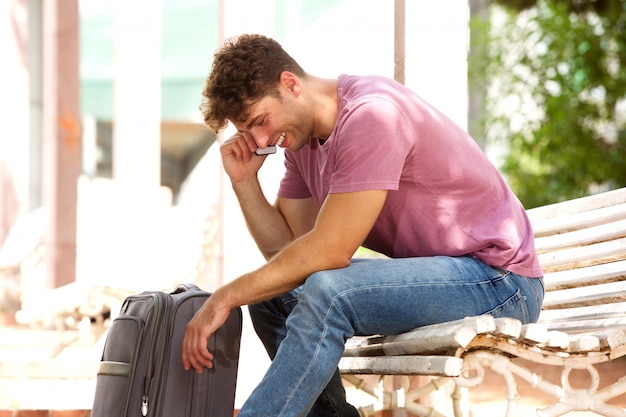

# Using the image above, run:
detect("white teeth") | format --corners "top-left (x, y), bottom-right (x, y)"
top-left (276, 132), bottom-right (286, 146)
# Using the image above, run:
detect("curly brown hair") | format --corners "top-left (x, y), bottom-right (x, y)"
top-left (200, 34), bottom-right (307, 132)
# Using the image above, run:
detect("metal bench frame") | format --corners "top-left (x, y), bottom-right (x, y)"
top-left (340, 187), bottom-right (626, 417)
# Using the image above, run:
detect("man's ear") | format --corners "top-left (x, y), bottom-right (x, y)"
top-left (279, 71), bottom-right (301, 96)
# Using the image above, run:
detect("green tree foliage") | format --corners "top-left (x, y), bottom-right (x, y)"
top-left (477, 0), bottom-right (626, 207)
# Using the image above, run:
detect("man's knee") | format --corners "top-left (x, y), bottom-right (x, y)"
top-left (304, 270), bottom-right (345, 300)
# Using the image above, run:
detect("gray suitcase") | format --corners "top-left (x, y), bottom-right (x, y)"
top-left (91, 283), bottom-right (242, 417)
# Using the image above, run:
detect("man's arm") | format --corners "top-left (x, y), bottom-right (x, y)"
top-left (218, 133), bottom-right (319, 259)
top-left (182, 189), bottom-right (388, 373)
top-left (233, 177), bottom-right (319, 260)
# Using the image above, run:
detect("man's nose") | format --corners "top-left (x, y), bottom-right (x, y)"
top-left (253, 131), bottom-right (271, 148)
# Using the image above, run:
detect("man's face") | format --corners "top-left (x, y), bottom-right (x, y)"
top-left (233, 91), bottom-right (314, 153)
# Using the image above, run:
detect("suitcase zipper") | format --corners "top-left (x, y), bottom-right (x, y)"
top-left (141, 293), bottom-right (174, 417)
top-left (117, 294), bottom-right (156, 417)
top-left (141, 292), bottom-right (170, 417)
top-left (141, 395), bottom-right (149, 416)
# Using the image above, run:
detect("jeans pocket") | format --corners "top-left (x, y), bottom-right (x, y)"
top-left (484, 289), bottom-right (530, 324)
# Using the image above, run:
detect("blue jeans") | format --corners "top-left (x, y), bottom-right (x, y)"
top-left (240, 256), bottom-right (544, 417)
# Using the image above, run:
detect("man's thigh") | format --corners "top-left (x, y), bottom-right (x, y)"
top-left (299, 256), bottom-right (529, 335)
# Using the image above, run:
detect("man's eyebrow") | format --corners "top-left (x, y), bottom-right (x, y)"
top-left (246, 114), bottom-right (264, 130)
top-left (245, 116), bottom-right (257, 131)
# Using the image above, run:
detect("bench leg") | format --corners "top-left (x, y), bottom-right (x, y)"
top-left (455, 351), bottom-right (626, 417)
top-left (343, 374), bottom-right (456, 417)
top-left (343, 351), bottom-right (626, 417)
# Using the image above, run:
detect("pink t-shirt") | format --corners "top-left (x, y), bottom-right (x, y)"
top-left (278, 75), bottom-right (543, 278)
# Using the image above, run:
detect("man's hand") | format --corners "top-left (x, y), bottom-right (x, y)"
top-left (182, 294), bottom-right (232, 373)
top-left (221, 133), bottom-right (266, 185)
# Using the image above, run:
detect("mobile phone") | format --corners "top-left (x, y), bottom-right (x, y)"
top-left (255, 145), bottom-right (277, 156)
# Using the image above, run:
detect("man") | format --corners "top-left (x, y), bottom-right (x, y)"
top-left (182, 34), bottom-right (544, 417)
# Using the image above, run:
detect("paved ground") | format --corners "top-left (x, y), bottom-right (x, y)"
top-left (0, 321), bottom-right (101, 410)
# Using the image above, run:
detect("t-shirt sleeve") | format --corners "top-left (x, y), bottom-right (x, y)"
top-left (329, 98), bottom-right (415, 193)
top-left (277, 151), bottom-right (312, 199)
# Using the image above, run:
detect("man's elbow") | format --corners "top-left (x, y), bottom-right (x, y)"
top-left (325, 251), bottom-right (353, 270)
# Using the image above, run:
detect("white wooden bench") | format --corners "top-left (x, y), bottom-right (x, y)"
top-left (340, 187), bottom-right (626, 417)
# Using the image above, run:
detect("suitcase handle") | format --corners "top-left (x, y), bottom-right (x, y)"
top-left (171, 283), bottom-right (200, 294)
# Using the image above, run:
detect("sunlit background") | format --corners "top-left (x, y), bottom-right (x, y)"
top-left (0, 0), bottom-right (471, 411)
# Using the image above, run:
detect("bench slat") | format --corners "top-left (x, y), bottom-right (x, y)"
top-left (493, 317), bottom-right (522, 338)
top-left (547, 330), bottom-right (570, 349)
top-left (543, 281), bottom-right (626, 309)
top-left (526, 187), bottom-right (626, 222)
top-left (520, 322), bottom-right (549, 344)
top-left (538, 301), bottom-right (626, 333)
top-left (343, 325), bottom-right (475, 357)
top-left (535, 218), bottom-right (626, 253)
top-left (569, 334), bottom-right (601, 352)
top-left (530, 202), bottom-right (626, 237)
top-left (541, 318), bottom-right (626, 334)
top-left (343, 316), bottom-right (495, 357)
top-left (538, 237), bottom-right (626, 272)
top-left (382, 325), bottom-right (475, 356)
top-left (543, 259), bottom-right (626, 291)
top-left (339, 356), bottom-right (463, 376)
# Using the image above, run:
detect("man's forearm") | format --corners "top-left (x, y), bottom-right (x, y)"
top-left (232, 178), bottom-right (294, 260)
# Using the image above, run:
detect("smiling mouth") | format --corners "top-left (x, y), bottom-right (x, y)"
top-left (276, 131), bottom-right (286, 147)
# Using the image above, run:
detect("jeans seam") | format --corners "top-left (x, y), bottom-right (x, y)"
top-left (529, 277), bottom-right (545, 318)
top-left (484, 289), bottom-right (529, 323)
top-left (279, 310), bottom-right (332, 417)
top-left (280, 285), bottom-right (374, 417)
